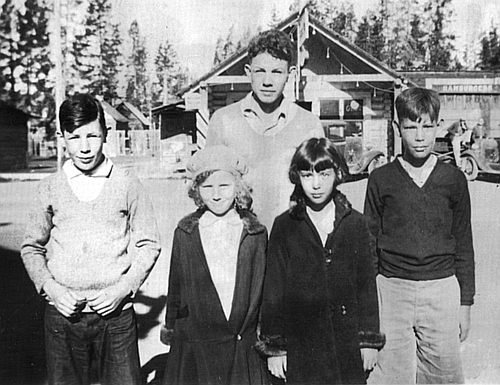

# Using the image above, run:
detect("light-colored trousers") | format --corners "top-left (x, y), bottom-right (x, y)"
top-left (368, 275), bottom-right (464, 384)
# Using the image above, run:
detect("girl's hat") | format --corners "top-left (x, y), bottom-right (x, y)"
top-left (187, 145), bottom-right (248, 178)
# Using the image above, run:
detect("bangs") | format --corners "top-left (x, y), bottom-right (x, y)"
top-left (295, 153), bottom-right (335, 173)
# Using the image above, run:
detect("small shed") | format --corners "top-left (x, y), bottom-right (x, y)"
top-left (0, 101), bottom-right (31, 171)
top-left (116, 101), bottom-right (150, 131)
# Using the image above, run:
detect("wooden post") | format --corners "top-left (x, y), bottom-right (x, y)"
top-left (53, 0), bottom-right (65, 170)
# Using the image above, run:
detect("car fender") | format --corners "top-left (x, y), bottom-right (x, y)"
top-left (350, 150), bottom-right (386, 174)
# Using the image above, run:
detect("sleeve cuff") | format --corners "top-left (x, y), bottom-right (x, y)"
top-left (358, 330), bottom-right (386, 350)
top-left (160, 324), bottom-right (174, 346)
top-left (254, 335), bottom-right (287, 357)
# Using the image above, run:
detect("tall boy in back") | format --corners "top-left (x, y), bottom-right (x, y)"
top-left (206, 29), bottom-right (324, 229)
top-left (21, 94), bottom-right (161, 385)
top-left (364, 87), bottom-right (475, 384)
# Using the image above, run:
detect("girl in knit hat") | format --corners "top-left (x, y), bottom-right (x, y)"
top-left (161, 145), bottom-right (270, 385)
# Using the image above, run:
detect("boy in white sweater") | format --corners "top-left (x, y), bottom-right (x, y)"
top-left (21, 94), bottom-right (161, 385)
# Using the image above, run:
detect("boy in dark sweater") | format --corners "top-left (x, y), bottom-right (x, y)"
top-left (364, 87), bottom-right (474, 384)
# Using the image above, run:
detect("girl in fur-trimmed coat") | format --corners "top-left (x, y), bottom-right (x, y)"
top-left (256, 138), bottom-right (385, 384)
top-left (161, 145), bottom-right (269, 385)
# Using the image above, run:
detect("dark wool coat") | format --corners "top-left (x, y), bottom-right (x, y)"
top-left (257, 190), bottom-right (385, 385)
top-left (161, 209), bottom-right (270, 385)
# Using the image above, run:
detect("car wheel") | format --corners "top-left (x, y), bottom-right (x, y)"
top-left (461, 156), bottom-right (478, 181)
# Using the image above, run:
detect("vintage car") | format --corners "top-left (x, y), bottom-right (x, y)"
top-left (432, 136), bottom-right (500, 181)
top-left (330, 135), bottom-right (386, 176)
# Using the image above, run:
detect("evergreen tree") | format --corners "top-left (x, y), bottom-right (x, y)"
top-left (71, 0), bottom-right (123, 102)
top-left (153, 38), bottom-right (185, 106)
top-left (0, 0), bottom-right (51, 115)
top-left (126, 20), bottom-right (150, 116)
top-left (409, 14), bottom-right (427, 68)
top-left (423, 0), bottom-right (455, 70)
top-left (290, 0), bottom-right (357, 42)
top-left (213, 25), bottom-right (252, 67)
top-left (478, 28), bottom-right (500, 71)
top-left (0, 0), bottom-right (17, 101)
top-left (354, 13), bottom-right (385, 61)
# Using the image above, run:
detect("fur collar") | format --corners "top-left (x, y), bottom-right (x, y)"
top-left (178, 209), bottom-right (266, 235)
top-left (289, 189), bottom-right (352, 222)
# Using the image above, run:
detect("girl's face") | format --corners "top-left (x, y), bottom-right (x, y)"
top-left (199, 170), bottom-right (237, 216)
top-left (299, 168), bottom-right (336, 209)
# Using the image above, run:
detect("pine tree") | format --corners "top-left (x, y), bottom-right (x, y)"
top-left (0, 0), bottom-right (51, 115)
top-left (355, 13), bottom-right (385, 61)
top-left (153, 38), bottom-right (184, 106)
top-left (71, 0), bottom-right (123, 102)
top-left (423, 0), bottom-right (455, 70)
top-left (213, 25), bottom-right (252, 67)
top-left (0, 0), bottom-right (18, 102)
top-left (291, 0), bottom-right (357, 42)
top-left (126, 20), bottom-right (150, 116)
top-left (478, 28), bottom-right (500, 71)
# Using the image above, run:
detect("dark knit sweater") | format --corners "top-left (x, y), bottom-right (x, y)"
top-left (364, 158), bottom-right (475, 305)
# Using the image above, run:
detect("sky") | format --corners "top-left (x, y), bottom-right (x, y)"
top-left (112, 0), bottom-right (500, 80)
top-left (1, 0), bottom-right (499, 79)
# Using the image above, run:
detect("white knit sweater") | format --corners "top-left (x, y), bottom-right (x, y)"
top-left (21, 166), bottom-right (161, 299)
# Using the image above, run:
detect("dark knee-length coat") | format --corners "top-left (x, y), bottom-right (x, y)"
top-left (161, 209), bottom-right (270, 385)
top-left (256, 190), bottom-right (385, 385)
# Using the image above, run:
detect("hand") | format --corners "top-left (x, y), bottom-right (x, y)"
top-left (87, 281), bottom-right (131, 317)
top-left (361, 348), bottom-right (378, 371)
top-left (43, 279), bottom-right (86, 318)
top-left (459, 305), bottom-right (471, 342)
top-left (268, 355), bottom-right (287, 380)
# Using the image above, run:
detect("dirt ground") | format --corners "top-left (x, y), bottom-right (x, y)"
top-left (1, 170), bottom-right (499, 384)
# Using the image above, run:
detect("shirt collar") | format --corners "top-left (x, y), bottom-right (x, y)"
top-left (240, 91), bottom-right (292, 120)
top-left (199, 209), bottom-right (242, 228)
top-left (63, 157), bottom-right (113, 180)
top-left (398, 154), bottom-right (437, 172)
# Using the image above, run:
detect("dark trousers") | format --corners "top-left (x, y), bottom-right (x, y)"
top-left (45, 305), bottom-right (141, 385)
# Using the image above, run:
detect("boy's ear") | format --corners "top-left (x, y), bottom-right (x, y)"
top-left (393, 120), bottom-right (401, 137)
top-left (244, 63), bottom-right (251, 78)
top-left (288, 65), bottom-right (297, 79)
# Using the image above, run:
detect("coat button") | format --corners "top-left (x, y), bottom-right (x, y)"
top-left (236, 334), bottom-right (242, 341)
top-left (324, 248), bottom-right (333, 265)
top-left (341, 305), bottom-right (346, 315)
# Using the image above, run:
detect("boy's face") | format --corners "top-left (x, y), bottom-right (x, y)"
top-left (398, 113), bottom-right (437, 162)
top-left (245, 52), bottom-right (293, 109)
top-left (63, 119), bottom-right (105, 173)
top-left (199, 170), bottom-right (236, 216)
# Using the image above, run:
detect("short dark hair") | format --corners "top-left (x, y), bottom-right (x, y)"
top-left (289, 137), bottom-right (349, 187)
top-left (59, 93), bottom-right (107, 134)
top-left (188, 170), bottom-right (253, 212)
top-left (288, 138), bottom-right (349, 215)
top-left (395, 87), bottom-right (440, 123)
top-left (247, 29), bottom-right (294, 66)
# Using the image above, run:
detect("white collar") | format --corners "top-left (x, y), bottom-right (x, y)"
top-left (199, 209), bottom-right (242, 228)
top-left (63, 157), bottom-right (113, 179)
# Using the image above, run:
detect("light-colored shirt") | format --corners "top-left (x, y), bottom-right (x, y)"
top-left (307, 201), bottom-right (335, 246)
top-left (21, 166), bottom-right (161, 301)
top-left (63, 157), bottom-right (113, 202)
top-left (398, 154), bottom-right (437, 188)
top-left (199, 209), bottom-right (243, 320)
top-left (242, 94), bottom-right (289, 136)
top-left (206, 92), bottom-right (324, 229)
